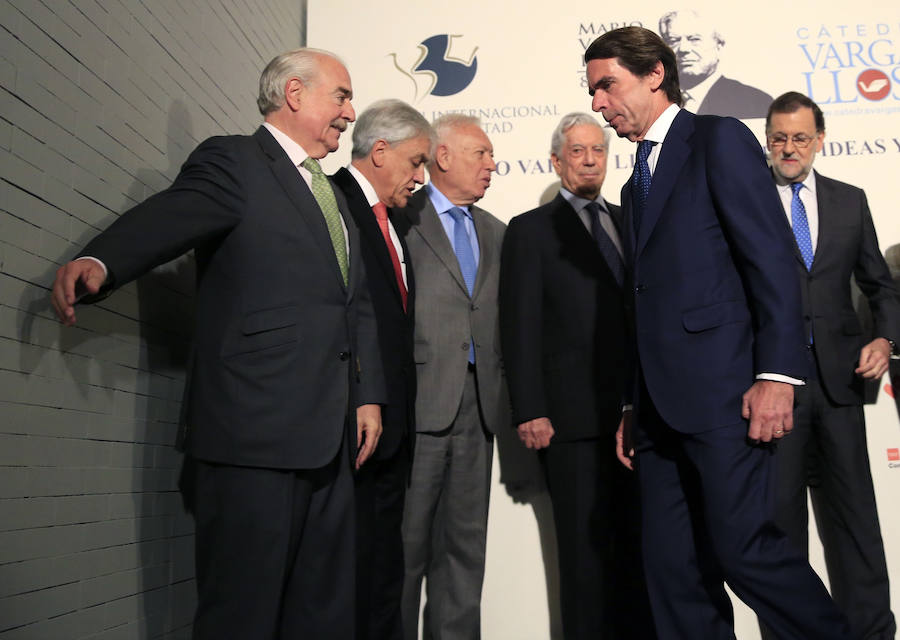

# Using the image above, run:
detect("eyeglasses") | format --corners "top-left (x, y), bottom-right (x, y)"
top-left (767, 133), bottom-right (817, 149)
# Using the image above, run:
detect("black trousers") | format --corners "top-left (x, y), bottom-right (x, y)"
top-left (182, 435), bottom-right (355, 639)
top-left (540, 437), bottom-right (655, 639)
top-left (765, 376), bottom-right (895, 640)
top-left (355, 436), bottom-right (410, 640)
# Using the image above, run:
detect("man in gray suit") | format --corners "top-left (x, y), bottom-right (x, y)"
top-left (394, 114), bottom-right (508, 640)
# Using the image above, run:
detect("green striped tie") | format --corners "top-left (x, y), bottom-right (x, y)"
top-left (301, 157), bottom-right (349, 286)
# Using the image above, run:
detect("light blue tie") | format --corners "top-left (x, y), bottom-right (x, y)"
top-left (448, 207), bottom-right (477, 364)
top-left (791, 182), bottom-right (814, 271)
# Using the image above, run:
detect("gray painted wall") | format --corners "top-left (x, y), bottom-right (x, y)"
top-left (0, 2), bottom-right (305, 637)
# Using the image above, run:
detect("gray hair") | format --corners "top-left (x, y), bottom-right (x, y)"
top-left (550, 112), bottom-right (610, 155)
top-left (257, 48), bottom-right (344, 116)
top-left (658, 9), bottom-right (725, 47)
top-left (429, 114), bottom-right (483, 165)
top-left (351, 99), bottom-right (435, 159)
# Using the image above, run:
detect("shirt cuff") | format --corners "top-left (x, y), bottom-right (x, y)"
top-left (75, 256), bottom-right (108, 280)
top-left (756, 372), bottom-right (805, 386)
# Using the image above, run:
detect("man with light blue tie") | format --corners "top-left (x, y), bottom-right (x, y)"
top-left (762, 91), bottom-right (898, 640)
top-left (393, 114), bottom-right (509, 640)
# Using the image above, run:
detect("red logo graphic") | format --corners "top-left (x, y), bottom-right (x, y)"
top-left (885, 383), bottom-right (894, 398)
top-left (857, 69), bottom-right (891, 101)
top-left (888, 448), bottom-right (900, 461)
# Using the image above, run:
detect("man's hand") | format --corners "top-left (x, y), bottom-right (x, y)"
top-left (615, 409), bottom-right (634, 470)
top-left (742, 380), bottom-right (794, 443)
top-left (51, 259), bottom-right (106, 326)
top-left (516, 417), bottom-right (554, 450)
top-left (356, 404), bottom-right (382, 469)
top-left (855, 337), bottom-right (891, 380)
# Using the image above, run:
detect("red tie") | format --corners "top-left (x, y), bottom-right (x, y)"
top-left (373, 202), bottom-right (408, 312)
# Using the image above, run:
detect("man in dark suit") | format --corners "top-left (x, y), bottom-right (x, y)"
top-left (394, 115), bottom-right (508, 640)
top-left (659, 9), bottom-right (772, 119)
top-left (762, 91), bottom-right (897, 640)
top-left (331, 99), bottom-right (434, 640)
top-left (584, 27), bottom-right (850, 639)
top-left (50, 49), bottom-right (385, 639)
top-left (500, 112), bottom-right (651, 638)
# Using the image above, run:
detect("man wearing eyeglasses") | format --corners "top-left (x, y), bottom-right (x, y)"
top-left (763, 91), bottom-right (898, 640)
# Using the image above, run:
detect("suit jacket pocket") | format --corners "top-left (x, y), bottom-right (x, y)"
top-left (682, 300), bottom-right (750, 333)
top-left (222, 304), bottom-right (299, 357)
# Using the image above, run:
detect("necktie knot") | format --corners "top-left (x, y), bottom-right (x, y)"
top-left (791, 182), bottom-right (803, 196)
top-left (372, 201), bottom-right (389, 222)
top-left (636, 140), bottom-right (654, 164)
top-left (448, 206), bottom-right (467, 223)
top-left (300, 157), bottom-right (324, 175)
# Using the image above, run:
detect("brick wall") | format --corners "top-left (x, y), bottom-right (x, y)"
top-left (0, 2), bottom-right (304, 637)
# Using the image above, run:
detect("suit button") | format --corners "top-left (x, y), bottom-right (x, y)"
top-left (461, 342), bottom-right (469, 351)
top-left (339, 351), bottom-right (350, 361)
top-left (634, 285), bottom-right (645, 293)
top-left (470, 304), bottom-right (479, 310)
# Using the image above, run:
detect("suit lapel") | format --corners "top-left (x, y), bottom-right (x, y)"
top-left (811, 171), bottom-right (835, 273)
top-left (411, 192), bottom-right (470, 296)
top-left (333, 168), bottom-right (406, 309)
top-left (636, 110), bottom-right (693, 258)
top-left (552, 194), bottom-right (621, 289)
top-left (255, 127), bottom-right (348, 291)
top-left (471, 205), bottom-right (492, 299)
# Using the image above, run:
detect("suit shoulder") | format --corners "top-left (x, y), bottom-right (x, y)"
top-left (815, 171), bottom-right (864, 197)
top-left (473, 205), bottom-right (507, 231)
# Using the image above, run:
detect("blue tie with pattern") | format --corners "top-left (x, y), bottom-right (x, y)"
top-left (586, 201), bottom-right (624, 287)
top-left (448, 207), bottom-right (477, 364)
top-left (791, 182), bottom-right (814, 271)
top-left (631, 140), bottom-right (655, 234)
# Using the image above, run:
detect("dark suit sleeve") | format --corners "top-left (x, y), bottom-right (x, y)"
top-left (79, 136), bottom-right (244, 289)
top-left (499, 214), bottom-right (547, 425)
top-left (705, 119), bottom-right (806, 378)
top-left (353, 246), bottom-right (387, 406)
top-left (852, 189), bottom-right (900, 342)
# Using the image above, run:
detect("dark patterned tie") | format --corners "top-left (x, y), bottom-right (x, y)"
top-left (586, 201), bottom-right (624, 287)
top-left (631, 140), bottom-right (655, 234)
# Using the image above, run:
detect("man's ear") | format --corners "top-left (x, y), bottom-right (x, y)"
top-left (648, 60), bottom-right (665, 92)
top-left (284, 77), bottom-right (304, 112)
top-left (434, 143), bottom-right (452, 172)
top-left (371, 139), bottom-right (389, 168)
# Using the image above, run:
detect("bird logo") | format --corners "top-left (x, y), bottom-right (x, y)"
top-left (390, 35), bottom-right (479, 102)
top-left (856, 69), bottom-right (891, 101)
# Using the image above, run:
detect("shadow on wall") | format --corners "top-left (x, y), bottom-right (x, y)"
top-left (494, 423), bottom-right (563, 639)
top-left (18, 101), bottom-right (198, 638)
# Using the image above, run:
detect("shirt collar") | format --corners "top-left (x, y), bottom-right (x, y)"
top-left (560, 187), bottom-right (607, 214)
top-left (347, 164), bottom-right (380, 208)
top-left (427, 183), bottom-right (471, 218)
top-left (643, 103), bottom-right (681, 145)
top-left (777, 170), bottom-right (817, 198)
top-left (262, 122), bottom-right (313, 167)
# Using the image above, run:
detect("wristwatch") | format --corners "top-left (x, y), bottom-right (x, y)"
top-left (888, 339), bottom-right (899, 360)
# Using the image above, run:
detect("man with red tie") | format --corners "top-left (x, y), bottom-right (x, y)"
top-left (331, 99), bottom-right (434, 640)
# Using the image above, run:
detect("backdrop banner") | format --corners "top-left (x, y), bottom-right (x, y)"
top-left (310, 2), bottom-right (900, 637)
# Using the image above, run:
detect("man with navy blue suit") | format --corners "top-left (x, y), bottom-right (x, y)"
top-left (584, 27), bottom-right (850, 639)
